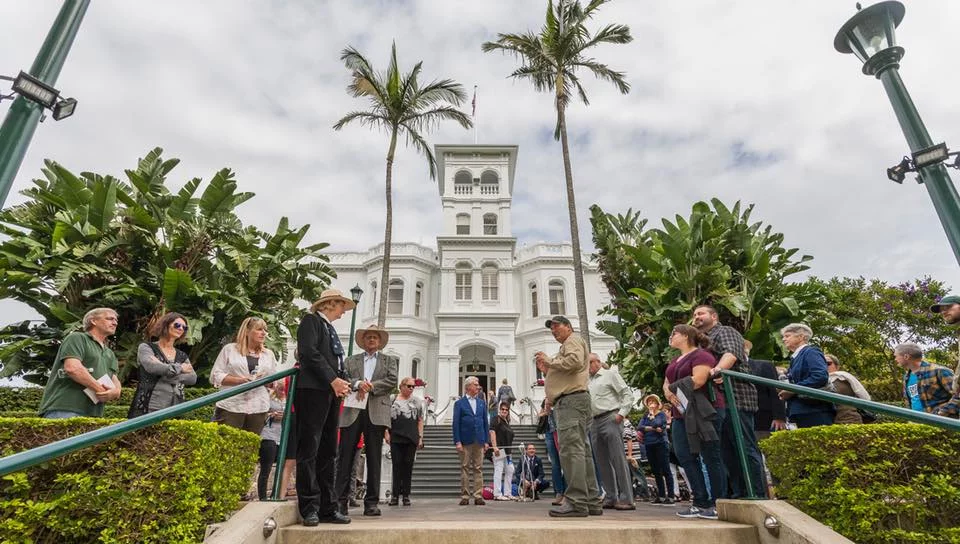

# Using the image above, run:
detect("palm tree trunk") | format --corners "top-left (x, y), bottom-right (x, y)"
top-left (377, 129), bottom-right (399, 327)
top-left (556, 105), bottom-right (591, 352)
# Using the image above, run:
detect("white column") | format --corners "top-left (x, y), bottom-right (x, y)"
top-left (435, 354), bottom-right (460, 424)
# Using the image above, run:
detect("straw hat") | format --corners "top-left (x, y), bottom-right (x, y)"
top-left (643, 394), bottom-right (662, 408)
top-left (310, 288), bottom-right (357, 313)
top-left (354, 324), bottom-right (389, 349)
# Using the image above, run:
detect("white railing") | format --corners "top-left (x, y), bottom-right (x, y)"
top-left (454, 184), bottom-right (472, 195)
top-left (479, 184), bottom-right (499, 195)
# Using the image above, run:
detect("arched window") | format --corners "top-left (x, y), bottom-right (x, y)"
top-left (454, 170), bottom-right (473, 195)
top-left (456, 213), bottom-right (470, 235)
top-left (483, 213), bottom-right (498, 235)
top-left (455, 262), bottom-right (472, 301)
top-left (411, 358), bottom-right (421, 379)
top-left (480, 170), bottom-right (499, 195)
top-left (529, 282), bottom-right (539, 317)
top-left (548, 280), bottom-right (566, 315)
top-left (414, 281), bottom-right (423, 317)
top-left (481, 264), bottom-right (498, 301)
top-left (388, 279), bottom-right (404, 314)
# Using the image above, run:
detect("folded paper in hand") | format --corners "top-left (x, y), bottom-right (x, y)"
top-left (674, 389), bottom-right (689, 414)
top-left (343, 391), bottom-right (368, 409)
top-left (83, 374), bottom-right (114, 404)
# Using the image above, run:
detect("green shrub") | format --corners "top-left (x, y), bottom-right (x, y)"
top-left (762, 423), bottom-right (960, 544)
top-left (861, 376), bottom-right (902, 403)
top-left (0, 417), bottom-right (259, 543)
top-left (0, 387), bottom-right (221, 414)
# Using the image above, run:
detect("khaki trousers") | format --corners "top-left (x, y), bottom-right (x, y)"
top-left (459, 443), bottom-right (484, 500)
top-left (555, 391), bottom-right (601, 512)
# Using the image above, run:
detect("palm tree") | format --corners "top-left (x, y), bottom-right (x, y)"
top-left (334, 43), bottom-right (472, 327)
top-left (482, 0), bottom-right (631, 351)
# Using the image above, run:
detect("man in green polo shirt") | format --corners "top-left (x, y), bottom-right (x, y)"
top-left (38, 307), bottom-right (123, 418)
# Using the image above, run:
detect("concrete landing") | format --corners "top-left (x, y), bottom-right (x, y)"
top-left (277, 499), bottom-right (759, 544)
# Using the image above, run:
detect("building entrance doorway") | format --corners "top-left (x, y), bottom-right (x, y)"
top-left (458, 344), bottom-right (496, 397)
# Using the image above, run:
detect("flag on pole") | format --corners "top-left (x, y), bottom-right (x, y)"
top-left (472, 85), bottom-right (477, 117)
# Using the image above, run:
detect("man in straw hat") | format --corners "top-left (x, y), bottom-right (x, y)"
top-left (295, 288), bottom-right (355, 526)
top-left (335, 324), bottom-right (398, 516)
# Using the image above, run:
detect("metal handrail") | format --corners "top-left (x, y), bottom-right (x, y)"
top-left (719, 367), bottom-right (960, 500)
top-left (0, 366), bottom-right (299, 497)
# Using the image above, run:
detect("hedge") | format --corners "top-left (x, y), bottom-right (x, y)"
top-left (762, 423), bottom-right (960, 544)
top-left (0, 387), bottom-right (221, 413)
top-left (0, 417), bottom-right (259, 544)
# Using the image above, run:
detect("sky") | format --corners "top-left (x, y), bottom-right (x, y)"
top-left (2, 0), bottom-right (960, 331)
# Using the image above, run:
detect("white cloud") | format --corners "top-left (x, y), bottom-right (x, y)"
top-left (2, 0), bottom-right (960, 330)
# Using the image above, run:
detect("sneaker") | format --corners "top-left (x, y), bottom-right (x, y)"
top-left (662, 497), bottom-right (676, 506)
top-left (697, 507), bottom-right (718, 520)
top-left (651, 497), bottom-right (663, 505)
top-left (676, 506), bottom-right (701, 518)
top-left (495, 495), bottom-right (511, 501)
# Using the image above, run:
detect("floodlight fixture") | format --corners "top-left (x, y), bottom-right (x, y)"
top-left (11, 71), bottom-right (59, 108)
top-left (886, 157), bottom-right (911, 184)
top-left (912, 142), bottom-right (948, 169)
top-left (52, 97), bottom-right (77, 121)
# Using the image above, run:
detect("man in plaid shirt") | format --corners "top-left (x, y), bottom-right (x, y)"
top-left (894, 342), bottom-right (954, 414)
top-left (692, 305), bottom-right (765, 499)
top-left (931, 295), bottom-right (960, 418)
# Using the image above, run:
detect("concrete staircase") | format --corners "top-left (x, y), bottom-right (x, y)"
top-left (410, 424), bottom-right (556, 498)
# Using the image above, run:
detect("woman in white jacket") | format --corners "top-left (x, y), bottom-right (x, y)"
top-left (209, 316), bottom-right (278, 434)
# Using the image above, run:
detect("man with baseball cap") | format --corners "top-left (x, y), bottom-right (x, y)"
top-left (931, 295), bottom-right (960, 418)
top-left (535, 316), bottom-right (602, 518)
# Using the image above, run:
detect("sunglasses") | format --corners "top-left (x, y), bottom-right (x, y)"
top-left (173, 323), bottom-right (189, 331)
top-left (401, 384), bottom-right (414, 389)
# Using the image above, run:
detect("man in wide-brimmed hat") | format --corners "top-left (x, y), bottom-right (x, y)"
top-left (335, 324), bottom-right (398, 517)
top-left (294, 288), bottom-right (356, 526)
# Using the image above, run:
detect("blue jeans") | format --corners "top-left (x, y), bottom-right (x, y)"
top-left (671, 411), bottom-right (726, 509)
top-left (721, 409), bottom-right (767, 499)
top-left (544, 429), bottom-right (566, 495)
top-left (645, 442), bottom-right (675, 499)
top-left (43, 410), bottom-right (84, 419)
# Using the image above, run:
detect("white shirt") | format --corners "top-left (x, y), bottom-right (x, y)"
top-left (363, 352), bottom-right (378, 381)
top-left (790, 344), bottom-right (809, 359)
top-left (466, 395), bottom-right (478, 414)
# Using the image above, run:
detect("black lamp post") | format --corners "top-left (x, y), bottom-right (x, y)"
top-left (347, 284), bottom-right (364, 357)
top-left (835, 1), bottom-right (960, 266)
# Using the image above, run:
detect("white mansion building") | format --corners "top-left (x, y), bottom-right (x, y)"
top-left (327, 144), bottom-right (617, 422)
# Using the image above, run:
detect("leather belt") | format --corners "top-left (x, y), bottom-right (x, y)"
top-left (555, 390), bottom-right (587, 402)
top-left (593, 409), bottom-right (617, 420)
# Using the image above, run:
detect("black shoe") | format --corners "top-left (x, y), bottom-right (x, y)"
top-left (388, 497), bottom-right (399, 506)
top-left (549, 504), bottom-right (589, 518)
top-left (317, 512), bottom-right (351, 524)
top-left (662, 497), bottom-right (676, 506)
top-left (338, 501), bottom-right (348, 515)
top-left (402, 496), bottom-right (411, 506)
top-left (348, 498), bottom-right (361, 508)
top-left (602, 501), bottom-right (616, 509)
top-left (302, 513), bottom-right (320, 527)
top-left (363, 506), bottom-right (382, 516)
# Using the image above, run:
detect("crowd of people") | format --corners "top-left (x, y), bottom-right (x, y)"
top-left (35, 290), bottom-right (960, 525)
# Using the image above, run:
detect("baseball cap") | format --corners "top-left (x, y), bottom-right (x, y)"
top-left (544, 315), bottom-right (572, 328)
top-left (930, 294), bottom-right (960, 313)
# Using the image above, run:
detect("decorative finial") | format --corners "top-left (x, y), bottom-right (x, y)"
top-left (856, 2), bottom-right (862, 10)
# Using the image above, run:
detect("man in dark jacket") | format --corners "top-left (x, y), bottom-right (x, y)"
top-left (295, 289), bottom-right (355, 526)
top-left (515, 443), bottom-right (549, 498)
top-left (744, 340), bottom-right (787, 440)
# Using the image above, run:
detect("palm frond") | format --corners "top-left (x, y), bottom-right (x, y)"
top-left (333, 111), bottom-right (392, 131)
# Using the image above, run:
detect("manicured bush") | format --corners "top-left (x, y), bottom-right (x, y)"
top-left (762, 423), bottom-right (960, 544)
top-left (0, 387), bottom-right (221, 414)
top-left (0, 417), bottom-right (259, 543)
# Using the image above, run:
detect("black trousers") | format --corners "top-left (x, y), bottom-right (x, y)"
top-left (258, 439), bottom-right (279, 500)
top-left (294, 387), bottom-right (341, 518)
top-left (335, 409), bottom-right (385, 508)
top-left (391, 441), bottom-right (417, 499)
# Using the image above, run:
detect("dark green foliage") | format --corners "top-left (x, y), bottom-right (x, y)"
top-left (762, 423), bottom-right (960, 543)
top-left (590, 199), bottom-right (821, 390)
top-left (0, 417), bottom-right (259, 543)
top-left (0, 148), bottom-right (333, 384)
top-left (805, 276), bottom-right (957, 381)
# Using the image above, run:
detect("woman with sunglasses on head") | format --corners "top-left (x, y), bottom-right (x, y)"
top-left (210, 316), bottom-right (279, 434)
top-left (128, 312), bottom-right (197, 417)
top-left (385, 377), bottom-right (425, 506)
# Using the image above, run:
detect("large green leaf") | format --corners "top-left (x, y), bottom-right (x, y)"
top-left (162, 267), bottom-right (195, 306)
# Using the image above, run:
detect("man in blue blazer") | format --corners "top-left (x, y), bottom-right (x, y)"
top-left (778, 323), bottom-right (835, 428)
top-left (452, 376), bottom-right (490, 505)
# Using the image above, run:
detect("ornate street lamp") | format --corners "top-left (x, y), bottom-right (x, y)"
top-left (835, 1), bottom-right (960, 265)
top-left (346, 284), bottom-right (364, 357)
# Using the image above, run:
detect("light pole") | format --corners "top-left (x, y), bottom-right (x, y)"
top-left (835, 1), bottom-right (960, 266)
top-left (0, 0), bottom-right (90, 207)
top-left (347, 284), bottom-right (364, 357)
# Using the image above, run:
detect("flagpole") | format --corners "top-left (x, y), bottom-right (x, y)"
top-left (472, 85), bottom-right (478, 145)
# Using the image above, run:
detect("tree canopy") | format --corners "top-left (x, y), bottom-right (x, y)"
top-left (0, 148), bottom-right (333, 384)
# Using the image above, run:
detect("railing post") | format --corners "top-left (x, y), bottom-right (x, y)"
top-left (270, 372), bottom-right (297, 501)
top-left (721, 374), bottom-right (756, 499)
